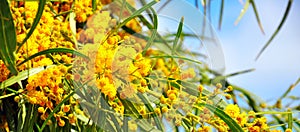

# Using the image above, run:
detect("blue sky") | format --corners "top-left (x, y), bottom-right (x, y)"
top-left (202, 0), bottom-right (300, 101)
top-left (152, 0), bottom-right (300, 101)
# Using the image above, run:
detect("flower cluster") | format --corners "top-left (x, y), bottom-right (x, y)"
top-left (25, 65), bottom-right (79, 125)
top-left (9, 1), bottom-right (77, 127)
top-left (10, 1), bottom-right (74, 72)
top-left (75, 9), bottom-right (152, 114)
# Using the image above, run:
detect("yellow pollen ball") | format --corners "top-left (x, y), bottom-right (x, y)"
top-left (169, 93), bottom-right (177, 101)
top-left (161, 106), bottom-right (168, 113)
top-left (58, 119), bottom-right (65, 127)
top-left (38, 107), bottom-right (45, 113)
top-left (63, 105), bottom-right (70, 113)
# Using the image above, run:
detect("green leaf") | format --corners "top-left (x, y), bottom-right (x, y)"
top-left (0, 0), bottom-right (18, 75)
top-left (140, 0), bottom-right (154, 22)
top-left (98, 94), bottom-right (108, 131)
top-left (17, 103), bottom-right (26, 131)
top-left (250, 0), bottom-right (265, 34)
top-left (142, 7), bottom-right (158, 55)
top-left (235, 0), bottom-right (265, 34)
top-left (172, 17), bottom-right (184, 55)
top-left (277, 77), bottom-right (300, 101)
top-left (22, 104), bottom-right (38, 132)
top-left (17, 0), bottom-right (46, 52)
top-left (119, 95), bottom-right (161, 131)
top-left (234, 0), bottom-right (250, 25)
top-left (225, 68), bottom-right (255, 77)
top-left (202, 104), bottom-right (244, 132)
top-left (256, 0), bottom-right (293, 60)
top-left (0, 66), bottom-right (51, 89)
top-left (150, 55), bottom-right (202, 65)
top-left (287, 109), bottom-right (293, 129)
top-left (118, 0), bottom-right (158, 29)
top-left (92, 0), bottom-right (97, 12)
top-left (124, 1), bottom-right (173, 52)
top-left (218, 0), bottom-right (224, 30)
top-left (212, 69), bottom-right (255, 84)
top-left (137, 93), bottom-right (164, 131)
top-left (17, 48), bottom-right (89, 66)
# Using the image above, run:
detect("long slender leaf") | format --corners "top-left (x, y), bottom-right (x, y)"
top-left (118, 0), bottom-right (158, 29)
top-left (124, 1), bottom-right (174, 52)
top-left (157, 0), bottom-right (171, 13)
top-left (277, 77), bottom-right (300, 102)
top-left (256, 0), bottom-right (293, 60)
top-left (92, 0), bottom-right (97, 12)
top-left (17, 48), bottom-right (89, 66)
top-left (22, 104), bottom-right (35, 132)
top-left (98, 94), bottom-right (107, 131)
top-left (0, 66), bottom-right (51, 89)
top-left (225, 68), bottom-right (255, 77)
top-left (0, 0), bottom-right (18, 75)
top-left (17, 103), bottom-right (26, 131)
top-left (150, 55), bottom-right (201, 65)
top-left (234, 0), bottom-right (250, 25)
top-left (172, 17), bottom-right (184, 55)
top-left (218, 0), bottom-right (224, 30)
top-left (17, 0), bottom-right (46, 52)
top-left (142, 7), bottom-right (158, 55)
top-left (137, 93), bottom-right (164, 131)
top-left (250, 0), bottom-right (265, 34)
top-left (140, 0), bottom-right (154, 22)
top-left (287, 109), bottom-right (293, 129)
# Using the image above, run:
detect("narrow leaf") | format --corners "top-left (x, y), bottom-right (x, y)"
top-left (17, 48), bottom-right (89, 66)
top-left (118, 0), bottom-right (158, 29)
top-left (0, 0), bottom-right (18, 75)
top-left (250, 0), bottom-right (265, 34)
top-left (124, 1), bottom-right (173, 51)
top-left (0, 66), bottom-right (51, 89)
top-left (92, 0), bottom-right (97, 12)
top-left (137, 93), bottom-right (164, 131)
top-left (218, 0), bottom-right (224, 30)
top-left (142, 7), bottom-right (158, 55)
top-left (278, 77), bottom-right (300, 101)
top-left (234, 0), bottom-right (250, 25)
top-left (226, 68), bottom-right (255, 77)
top-left (256, 0), bottom-right (293, 60)
top-left (150, 55), bottom-right (201, 64)
top-left (287, 109), bottom-right (293, 129)
top-left (17, 0), bottom-right (46, 52)
top-left (172, 17), bottom-right (184, 55)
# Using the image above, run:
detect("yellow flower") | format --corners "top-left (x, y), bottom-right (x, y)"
top-left (225, 104), bottom-right (240, 118)
top-left (285, 129), bottom-right (292, 132)
top-left (63, 105), bottom-right (71, 113)
top-left (58, 119), bottom-right (65, 127)
top-left (38, 107), bottom-right (45, 113)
